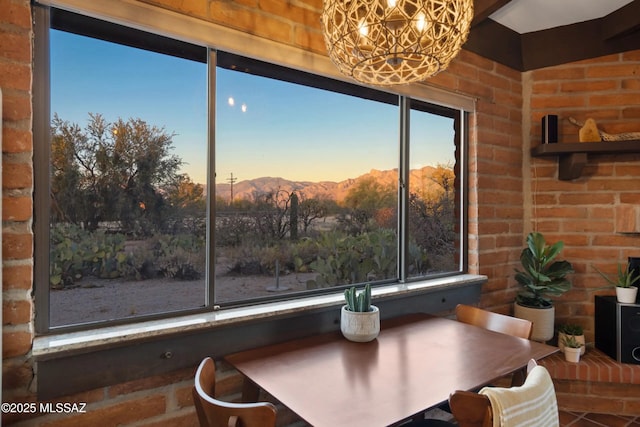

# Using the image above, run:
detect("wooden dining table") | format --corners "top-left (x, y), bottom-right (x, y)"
top-left (225, 313), bottom-right (558, 427)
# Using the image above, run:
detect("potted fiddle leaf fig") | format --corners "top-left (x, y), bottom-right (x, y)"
top-left (514, 232), bottom-right (574, 342)
top-left (595, 262), bottom-right (640, 304)
top-left (341, 284), bottom-right (379, 342)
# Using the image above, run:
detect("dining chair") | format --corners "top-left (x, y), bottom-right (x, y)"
top-left (408, 305), bottom-right (536, 426)
top-left (401, 359), bottom-right (540, 427)
top-left (455, 304), bottom-right (533, 387)
top-left (455, 304), bottom-right (533, 340)
top-left (449, 359), bottom-right (558, 427)
top-left (193, 357), bottom-right (277, 427)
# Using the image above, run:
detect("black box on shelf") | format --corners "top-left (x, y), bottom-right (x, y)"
top-left (542, 114), bottom-right (558, 144)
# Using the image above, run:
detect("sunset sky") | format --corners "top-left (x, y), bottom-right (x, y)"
top-left (51, 30), bottom-right (454, 186)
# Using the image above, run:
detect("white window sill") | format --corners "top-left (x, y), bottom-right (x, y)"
top-left (33, 274), bottom-right (486, 358)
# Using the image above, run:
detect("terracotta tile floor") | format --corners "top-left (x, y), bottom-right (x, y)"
top-left (560, 411), bottom-right (640, 427)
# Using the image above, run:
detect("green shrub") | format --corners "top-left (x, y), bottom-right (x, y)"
top-left (306, 230), bottom-right (397, 289)
top-left (152, 234), bottom-right (205, 280)
top-left (86, 232), bottom-right (128, 279)
top-left (50, 223), bottom-right (205, 287)
top-left (50, 224), bottom-right (88, 288)
top-left (215, 215), bottom-right (255, 247)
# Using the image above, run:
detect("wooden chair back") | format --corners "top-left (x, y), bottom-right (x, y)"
top-left (193, 357), bottom-right (277, 427)
top-left (448, 359), bottom-right (540, 427)
top-left (448, 391), bottom-right (492, 427)
top-left (455, 304), bottom-right (533, 340)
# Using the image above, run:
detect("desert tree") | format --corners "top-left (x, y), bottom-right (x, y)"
top-left (340, 176), bottom-right (396, 234)
top-left (297, 194), bottom-right (330, 234)
top-left (408, 163), bottom-right (456, 268)
top-left (163, 174), bottom-right (206, 234)
top-left (50, 113), bottom-right (183, 235)
top-left (50, 114), bottom-right (84, 224)
top-left (249, 187), bottom-right (299, 242)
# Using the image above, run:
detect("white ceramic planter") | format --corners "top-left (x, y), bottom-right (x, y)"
top-left (340, 305), bottom-right (380, 342)
top-left (564, 346), bottom-right (581, 363)
top-left (616, 286), bottom-right (638, 304)
top-left (514, 303), bottom-right (555, 342)
top-left (558, 332), bottom-right (585, 355)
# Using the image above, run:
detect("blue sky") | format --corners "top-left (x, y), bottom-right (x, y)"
top-left (50, 30), bottom-right (208, 183)
top-left (51, 30), bottom-right (454, 186)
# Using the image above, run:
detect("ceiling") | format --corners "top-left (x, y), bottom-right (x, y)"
top-left (465, 0), bottom-right (640, 70)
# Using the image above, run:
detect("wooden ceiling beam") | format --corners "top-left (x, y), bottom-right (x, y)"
top-left (602, 0), bottom-right (640, 40)
top-left (465, 0), bottom-right (640, 72)
top-left (521, 17), bottom-right (640, 70)
top-left (471, 0), bottom-right (513, 27)
top-left (520, 20), bottom-right (602, 71)
top-left (464, 19), bottom-right (522, 70)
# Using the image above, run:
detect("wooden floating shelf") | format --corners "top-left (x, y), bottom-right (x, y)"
top-left (531, 140), bottom-right (640, 180)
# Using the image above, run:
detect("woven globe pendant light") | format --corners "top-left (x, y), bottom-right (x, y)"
top-left (321, 0), bottom-right (474, 85)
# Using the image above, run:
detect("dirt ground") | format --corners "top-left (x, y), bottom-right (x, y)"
top-left (49, 271), bottom-right (316, 327)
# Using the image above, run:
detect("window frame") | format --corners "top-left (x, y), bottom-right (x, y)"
top-left (34, 6), bottom-right (216, 333)
top-left (34, 3), bottom-right (472, 334)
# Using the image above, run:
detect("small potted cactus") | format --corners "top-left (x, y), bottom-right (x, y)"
top-left (340, 284), bottom-right (379, 342)
top-left (557, 324), bottom-right (585, 355)
top-left (562, 334), bottom-right (584, 363)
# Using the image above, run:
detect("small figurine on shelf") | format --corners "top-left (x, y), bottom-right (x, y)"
top-left (569, 116), bottom-right (640, 142)
top-left (577, 118), bottom-right (601, 142)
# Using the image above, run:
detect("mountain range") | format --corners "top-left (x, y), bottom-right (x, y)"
top-left (215, 166), bottom-right (448, 202)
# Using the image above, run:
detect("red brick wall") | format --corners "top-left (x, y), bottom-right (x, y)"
top-left (1, 0), bottom-right (36, 417)
top-left (528, 51), bottom-right (640, 343)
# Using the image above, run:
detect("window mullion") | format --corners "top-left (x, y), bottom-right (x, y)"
top-left (208, 49), bottom-right (217, 309)
top-left (458, 110), bottom-right (469, 272)
top-left (34, 4), bottom-right (52, 334)
top-left (398, 96), bottom-right (410, 282)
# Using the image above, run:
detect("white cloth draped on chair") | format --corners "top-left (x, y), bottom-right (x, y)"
top-left (480, 365), bottom-right (559, 427)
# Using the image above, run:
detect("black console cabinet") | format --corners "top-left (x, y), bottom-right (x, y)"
top-left (595, 295), bottom-right (640, 364)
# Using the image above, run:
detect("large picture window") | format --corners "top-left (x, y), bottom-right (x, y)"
top-left (35, 7), bottom-right (468, 332)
